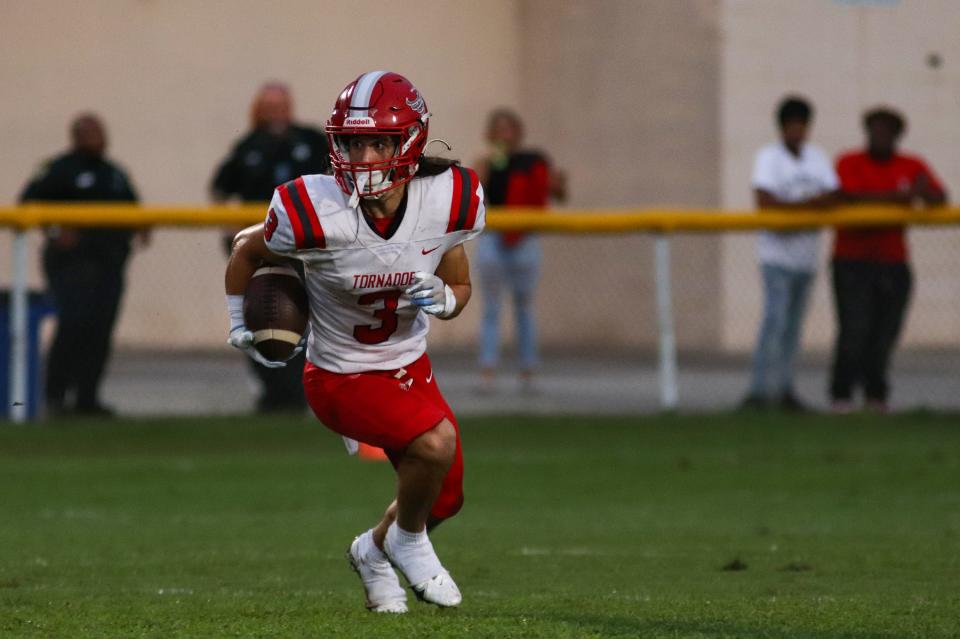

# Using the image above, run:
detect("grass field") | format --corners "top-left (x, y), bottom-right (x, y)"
top-left (1, 413), bottom-right (958, 638)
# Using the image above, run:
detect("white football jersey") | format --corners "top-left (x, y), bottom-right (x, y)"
top-left (263, 167), bottom-right (485, 373)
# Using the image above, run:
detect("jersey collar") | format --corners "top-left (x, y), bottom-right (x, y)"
top-left (362, 189), bottom-right (407, 240)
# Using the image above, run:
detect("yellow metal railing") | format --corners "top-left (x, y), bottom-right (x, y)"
top-left (3, 202), bottom-right (959, 422)
top-left (1, 204), bottom-right (959, 232)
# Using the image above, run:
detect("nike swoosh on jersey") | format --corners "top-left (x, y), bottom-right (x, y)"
top-left (421, 245), bottom-right (441, 255)
top-left (426, 369), bottom-right (433, 383)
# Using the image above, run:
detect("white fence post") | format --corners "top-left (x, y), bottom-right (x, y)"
top-left (9, 229), bottom-right (29, 422)
top-left (654, 234), bottom-right (678, 410)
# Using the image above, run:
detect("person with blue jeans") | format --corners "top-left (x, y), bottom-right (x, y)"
top-left (475, 109), bottom-right (566, 391)
top-left (742, 96), bottom-right (839, 411)
top-left (476, 233), bottom-right (541, 382)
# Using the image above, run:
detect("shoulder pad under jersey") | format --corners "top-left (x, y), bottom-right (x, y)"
top-left (264, 174), bottom-right (357, 255)
top-left (414, 166), bottom-right (486, 240)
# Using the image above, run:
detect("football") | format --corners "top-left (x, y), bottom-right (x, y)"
top-left (243, 264), bottom-right (309, 361)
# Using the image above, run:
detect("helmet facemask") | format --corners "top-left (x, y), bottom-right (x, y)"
top-left (328, 123), bottom-right (426, 207)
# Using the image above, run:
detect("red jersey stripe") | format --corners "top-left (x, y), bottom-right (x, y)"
top-left (293, 177), bottom-right (325, 249)
top-left (463, 167), bottom-right (481, 231)
top-left (446, 166), bottom-right (465, 233)
top-left (276, 182), bottom-right (306, 249)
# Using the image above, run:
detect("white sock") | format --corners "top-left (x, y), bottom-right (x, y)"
top-left (392, 524), bottom-right (428, 546)
top-left (385, 523), bottom-right (443, 586)
top-left (357, 529), bottom-right (389, 565)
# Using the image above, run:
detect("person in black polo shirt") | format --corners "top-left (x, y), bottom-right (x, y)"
top-left (20, 113), bottom-right (145, 417)
top-left (211, 82), bottom-right (329, 413)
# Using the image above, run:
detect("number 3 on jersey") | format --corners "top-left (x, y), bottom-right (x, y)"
top-left (353, 291), bottom-right (401, 344)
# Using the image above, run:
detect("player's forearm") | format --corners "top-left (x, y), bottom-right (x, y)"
top-left (433, 245), bottom-right (472, 320)
top-left (443, 283), bottom-right (471, 320)
top-left (755, 189), bottom-right (838, 210)
top-left (842, 190), bottom-right (912, 205)
top-left (921, 189), bottom-right (947, 206)
top-left (225, 224), bottom-right (271, 295)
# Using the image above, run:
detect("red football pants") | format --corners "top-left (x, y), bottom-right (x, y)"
top-left (302, 354), bottom-right (464, 520)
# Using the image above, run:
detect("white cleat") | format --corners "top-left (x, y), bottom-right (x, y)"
top-left (411, 570), bottom-right (462, 608)
top-left (383, 523), bottom-right (463, 608)
top-left (347, 537), bottom-right (408, 613)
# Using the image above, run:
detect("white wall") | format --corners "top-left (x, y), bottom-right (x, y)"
top-left (3, 0), bottom-right (957, 355)
top-left (720, 0), bottom-right (960, 351)
top-left (0, 0), bottom-right (521, 348)
top-left (1, 0), bottom-right (726, 353)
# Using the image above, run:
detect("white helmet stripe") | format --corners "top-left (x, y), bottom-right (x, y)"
top-left (349, 70), bottom-right (388, 117)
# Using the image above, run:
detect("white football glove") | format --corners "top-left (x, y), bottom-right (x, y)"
top-left (226, 295), bottom-right (302, 368)
top-left (228, 327), bottom-right (295, 368)
top-left (404, 272), bottom-right (457, 318)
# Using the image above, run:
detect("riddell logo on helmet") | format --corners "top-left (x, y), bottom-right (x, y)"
top-left (344, 117), bottom-right (375, 127)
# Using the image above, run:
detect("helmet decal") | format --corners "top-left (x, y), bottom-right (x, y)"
top-left (405, 90), bottom-right (427, 116)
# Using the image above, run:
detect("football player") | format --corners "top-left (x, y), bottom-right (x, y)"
top-left (224, 71), bottom-right (484, 613)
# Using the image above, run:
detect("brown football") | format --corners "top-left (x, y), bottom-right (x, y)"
top-left (243, 265), bottom-right (309, 362)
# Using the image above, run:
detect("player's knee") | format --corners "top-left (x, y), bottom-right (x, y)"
top-left (409, 419), bottom-right (457, 467)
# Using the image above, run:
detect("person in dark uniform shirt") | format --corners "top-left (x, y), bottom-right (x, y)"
top-left (19, 113), bottom-right (146, 417)
top-left (211, 82), bottom-right (330, 413)
top-left (474, 108), bottom-right (567, 393)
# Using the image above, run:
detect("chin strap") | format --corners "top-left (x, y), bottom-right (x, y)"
top-left (348, 173), bottom-right (368, 208)
top-left (349, 171), bottom-right (399, 208)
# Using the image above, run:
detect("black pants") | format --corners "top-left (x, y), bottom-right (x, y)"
top-left (829, 259), bottom-right (912, 403)
top-left (249, 351), bottom-right (307, 412)
top-left (44, 248), bottom-right (126, 410)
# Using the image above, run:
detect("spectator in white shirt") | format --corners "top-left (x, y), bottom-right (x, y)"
top-left (742, 96), bottom-right (840, 411)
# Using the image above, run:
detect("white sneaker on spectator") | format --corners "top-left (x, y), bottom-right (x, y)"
top-left (383, 522), bottom-right (462, 607)
top-left (347, 531), bottom-right (408, 613)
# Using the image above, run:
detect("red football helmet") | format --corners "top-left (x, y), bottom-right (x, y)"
top-left (326, 71), bottom-right (431, 201)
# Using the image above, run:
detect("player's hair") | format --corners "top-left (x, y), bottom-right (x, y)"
top-left (415, 156), bottom-right (460, 179)
top-left (777, 96), bottom-right (812, 127)
top-left (863, 107), bottom-right (906, 137)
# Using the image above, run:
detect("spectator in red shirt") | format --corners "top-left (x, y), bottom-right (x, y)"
top-left (474, 108), bottom-right (566, 393)
top-left (830, 107), bottom-right (947, 412)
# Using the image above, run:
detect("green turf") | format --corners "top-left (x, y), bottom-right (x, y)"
top-left (1, 412), bottom-right (958, 638)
